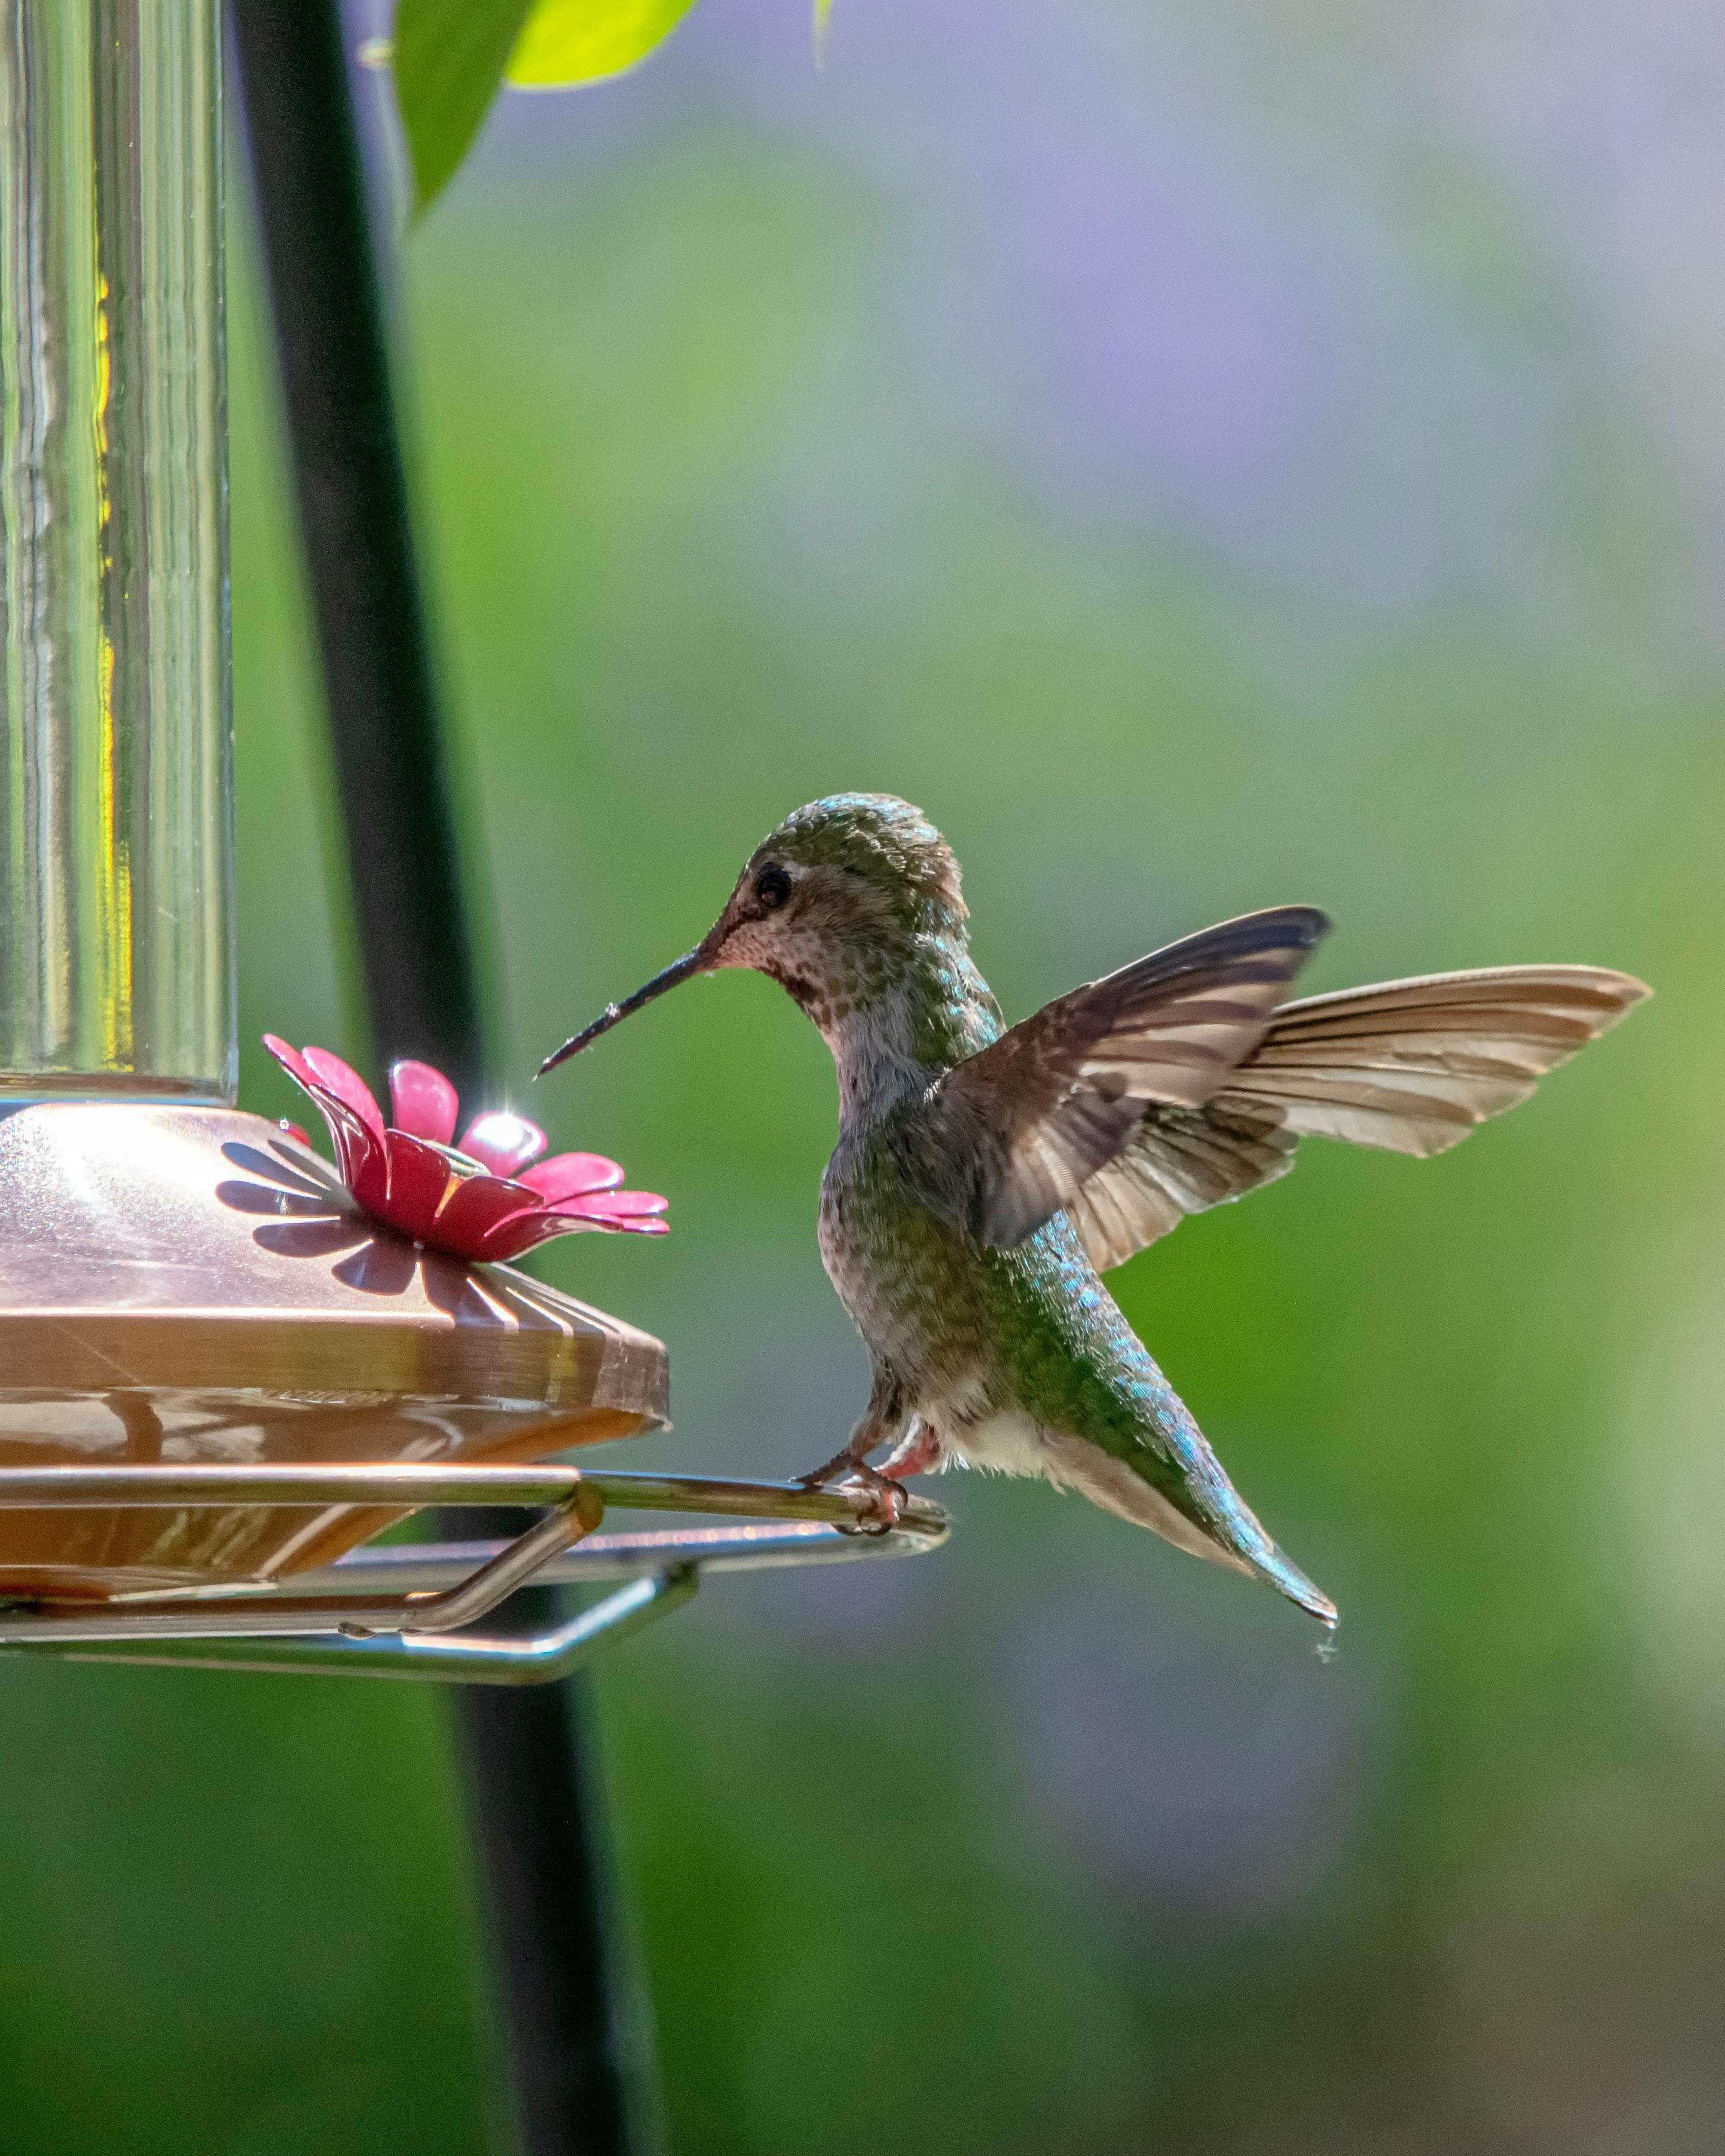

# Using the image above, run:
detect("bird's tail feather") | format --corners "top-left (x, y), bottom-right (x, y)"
top-left (1042, 1423), bottom-right (1339, 1627)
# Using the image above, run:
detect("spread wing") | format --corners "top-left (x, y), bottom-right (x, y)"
top-left (915, 907), bottom-right (1330, 1249)
top-left (1069, 963), bottom-right (1649, 1271)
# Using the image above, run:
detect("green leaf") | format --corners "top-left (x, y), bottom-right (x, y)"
top-left (392, 0), bottom-right (534, 218)
top-left (505, 0), bottom-right (701, 89)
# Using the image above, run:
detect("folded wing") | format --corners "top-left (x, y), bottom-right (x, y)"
top-left (1069, 963), bottom-right (1649, 1271)
top-left (915, 906), bottom-right (1329, 1249)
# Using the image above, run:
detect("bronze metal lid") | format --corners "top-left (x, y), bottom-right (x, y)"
top-left (0, 1102), bottom-right (669, 1598)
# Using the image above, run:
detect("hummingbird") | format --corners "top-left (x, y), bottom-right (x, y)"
top-left (539, 794), bottom-right (1647, 1626)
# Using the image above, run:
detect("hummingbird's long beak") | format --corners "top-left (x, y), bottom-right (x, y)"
top-left (536, 944), bottom-right (711, 1077)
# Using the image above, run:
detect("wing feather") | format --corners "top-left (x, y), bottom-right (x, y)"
top-left (1069, 962), bottom-right (1648, 1268)
top-left (917, 907), bottom-right (1330, 1249)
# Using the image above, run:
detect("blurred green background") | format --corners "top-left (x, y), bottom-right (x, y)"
top-left (4, 0), bottom-right (1724, 2149)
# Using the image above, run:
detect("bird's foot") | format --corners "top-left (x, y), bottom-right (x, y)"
top-left (797, 1454), bottom-right (907, 1537)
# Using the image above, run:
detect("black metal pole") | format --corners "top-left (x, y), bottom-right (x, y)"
top-left (227, 10), bottom-right (658, 2153)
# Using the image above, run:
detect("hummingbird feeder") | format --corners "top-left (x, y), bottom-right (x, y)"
top-left (0, 0), bottom-right (947, 1684)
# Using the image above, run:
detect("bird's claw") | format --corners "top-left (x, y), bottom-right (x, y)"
top-left (797, 1457), bottom-right (907, 1537)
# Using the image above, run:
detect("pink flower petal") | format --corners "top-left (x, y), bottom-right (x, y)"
top-left (378, 1133), bottom-right (454, 1240)
top-left (434, 1174), bottom-right (545, 1260)
top-left (302, 1046), bottom-right (386, 1144)
top-left (470, 1209), bottom-right (580, 1261)
top-left (517, 1151), bottom-right (626, 1202)
top-left (265, 1031), bottom-right (671, 1267)
top-left (555, 1188), bottom-right (669, 1220)
top-left (293, 1076), bottom-right (388, 1212)
top-left (261, 1037), bottom-right (385, 1214)
top-left (388, 1060), bottom-right (459, 1146)
top-left (474, 1201), bottom-right (671, 1262)
top-left (263, 1034), bottom-right (316, 1091)
top-left (329, 1116), bottom-right (388, 1213)
top-left (459, 1111), bottom-right (547, 1178)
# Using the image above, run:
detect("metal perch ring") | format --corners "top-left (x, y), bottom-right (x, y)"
top-left (0, 1464), bottom-right (949, 1684)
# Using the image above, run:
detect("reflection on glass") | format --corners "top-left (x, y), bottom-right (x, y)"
top-left (0, 0), bottom-right (231, 1100)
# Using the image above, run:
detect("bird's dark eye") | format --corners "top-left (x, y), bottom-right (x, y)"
top-left (755, 865), bottom-right (791, 912)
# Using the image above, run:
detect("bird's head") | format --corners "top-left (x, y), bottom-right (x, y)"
top-left (539, 794), bottom-right (971, 1074)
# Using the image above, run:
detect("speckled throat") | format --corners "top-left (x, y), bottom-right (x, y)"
top-left (769, 900), bottom-right (1006, 1128)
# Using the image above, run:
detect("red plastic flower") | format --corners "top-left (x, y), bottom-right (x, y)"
top-left (263, 1036), bottom-right (667, 1264)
